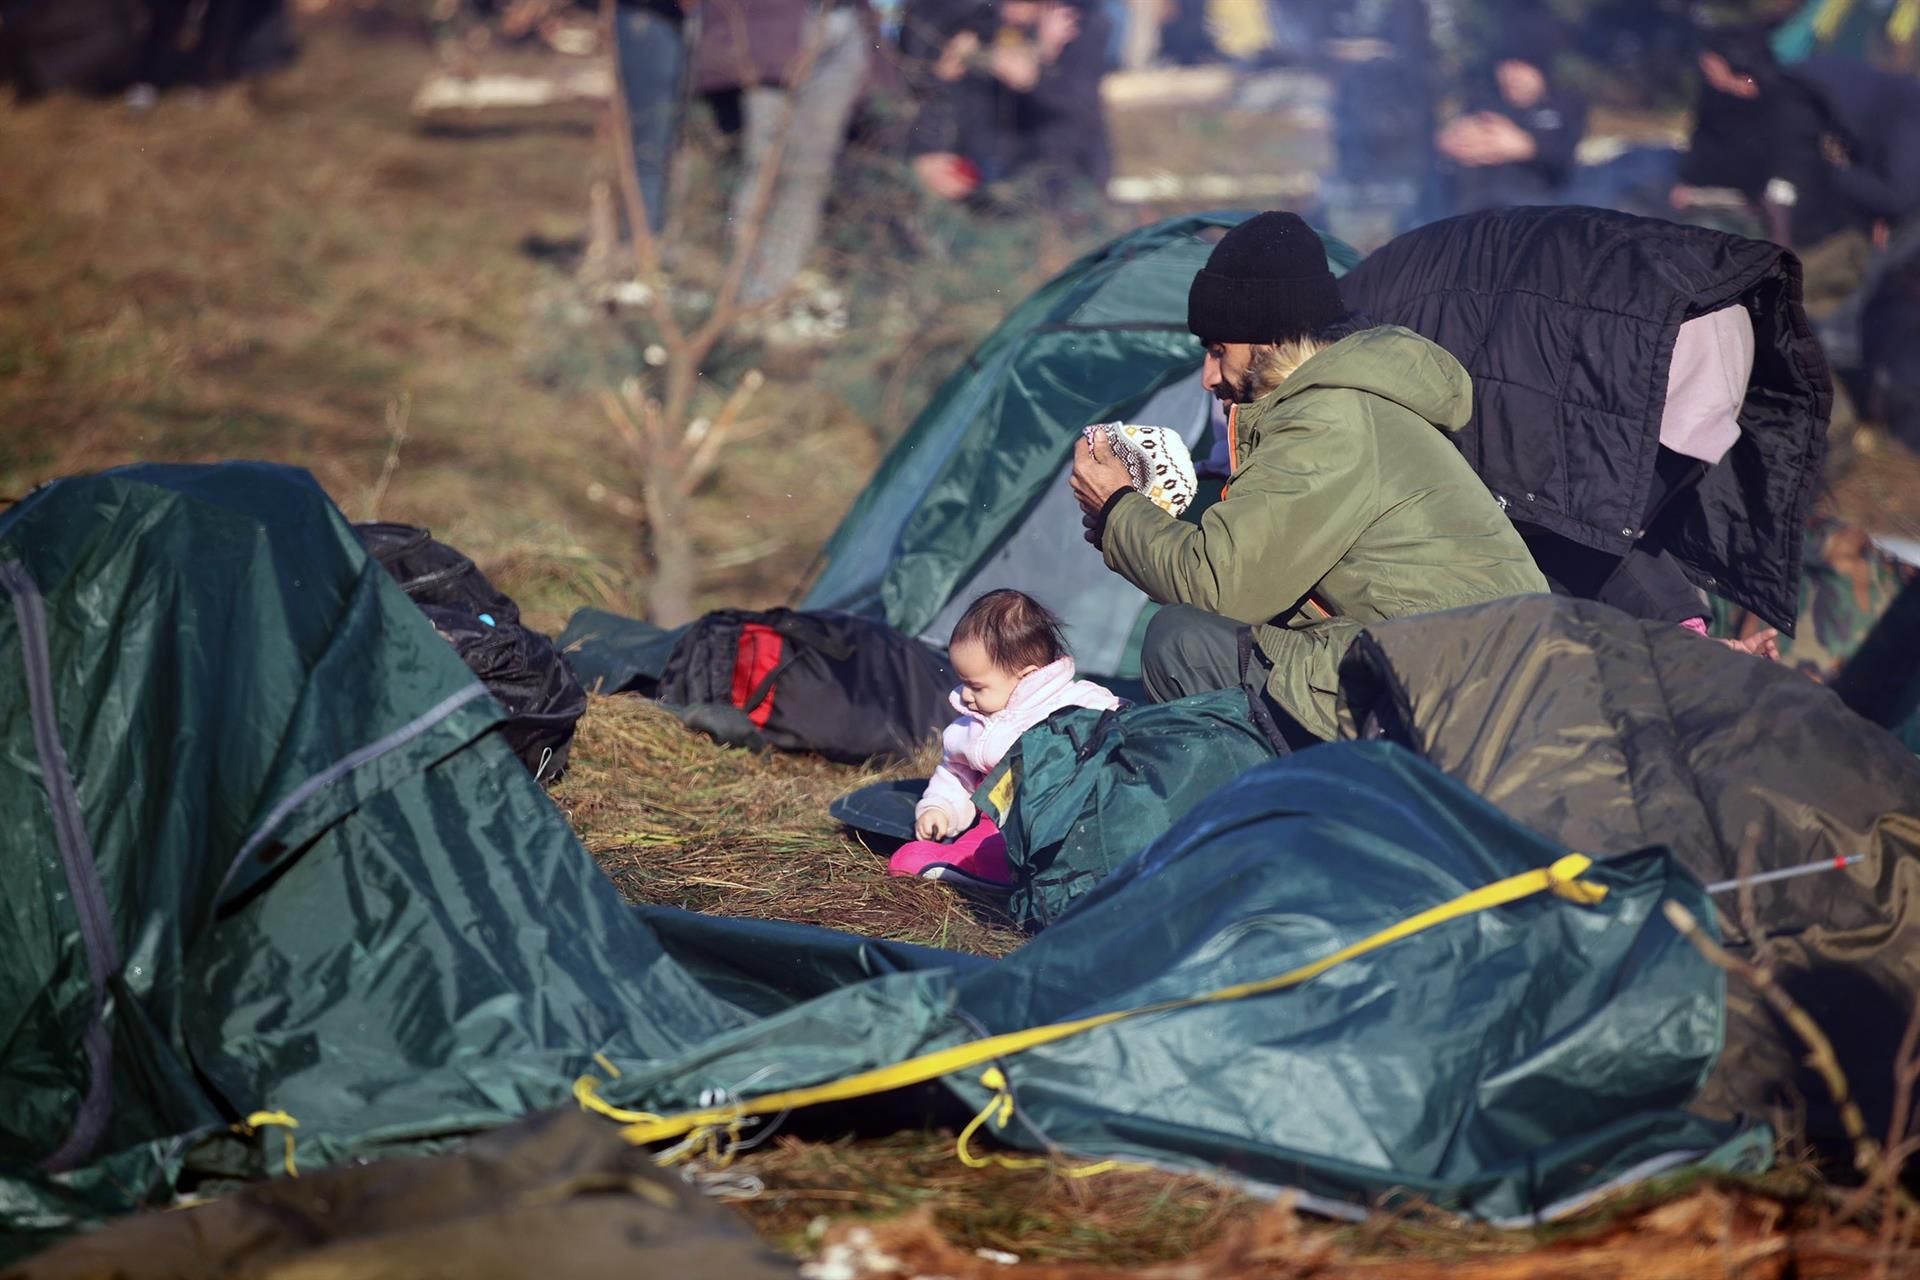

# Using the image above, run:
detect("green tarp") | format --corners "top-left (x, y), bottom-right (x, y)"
top-left (985, 689), bottom-right (1279, 928)
top-left (556, 606), bottom-right (685, 694)
top-left (3, 463), bottom-right (1748, 1259)
top-left (0, 465), bottom-right (751, 1255)
top-left (605, 745), bottom-right (1749, 1223)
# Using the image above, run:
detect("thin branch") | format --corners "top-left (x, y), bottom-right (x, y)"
top-left (678, 368), bottom-right (763, 495)
top-left (1664, 900), bottom-right (1919, 1218)
top-left (1736, 820), bottom-right (1765, 953)
top-left (1835, 995), bottom-right (1920, 1230)
top-left (363, 391), bottom-right (411, 522)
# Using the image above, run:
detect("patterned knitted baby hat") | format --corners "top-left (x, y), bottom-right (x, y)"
top-left (1082, 422), bottom-right (1199, 517)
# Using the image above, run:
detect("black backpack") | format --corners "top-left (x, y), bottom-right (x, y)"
top-left (655, 609), bottom-right (954, 764)
top-left (355, 523), bottom-right (587, 783)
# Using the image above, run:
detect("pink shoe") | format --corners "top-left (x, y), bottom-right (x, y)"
top-left (888, 816), bottom-right (1014, 890)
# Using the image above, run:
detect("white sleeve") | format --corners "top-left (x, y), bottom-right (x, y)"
top-left (916, 760), bottom-right (978, 829)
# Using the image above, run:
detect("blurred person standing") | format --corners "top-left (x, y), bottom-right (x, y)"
top-left (899, 0), bottom-right (1008, 200)
top-left (1318, 0), bottom-right (1439, 245)
top-left (613, 0), bottom-right (689, 237)
top-left (1673, 25), bottom-right (1920, 451)
top-left (1435, 15), bottom-right (1588, 214)
top-left (694, 0), bottom-right (874, 304)
top-left (1789, 53), bottom-right (1920, 237)
top-left (1673, 26), bottom-right (1863, 250)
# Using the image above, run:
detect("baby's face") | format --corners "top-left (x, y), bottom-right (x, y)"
top-left (951, 638), bottom-right (1029, 716)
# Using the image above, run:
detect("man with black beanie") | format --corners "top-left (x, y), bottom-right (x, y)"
top-left (1068, 211), bottom-right (1546, 744)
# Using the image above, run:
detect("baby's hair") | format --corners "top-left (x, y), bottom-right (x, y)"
top-left (951, 589), bottom-right (1069, 674)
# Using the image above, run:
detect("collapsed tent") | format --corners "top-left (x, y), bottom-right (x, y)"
top-left (1336, 593), bottom-right (1920, 1134)
top-left (2, 462), bottom-right (1754, 1259)
top-left (588, 745), bottom-right (1750, 1225)
top-left (0, 463), bottom-right (753, 1255)
top-left (797, 213), bottom-right (1360, 679)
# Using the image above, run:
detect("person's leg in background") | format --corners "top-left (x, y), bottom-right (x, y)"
top-left (730, 7), bottom-right (870, 306)
top-left (1122, 0), bottom-right (1163, 68)
top-left (614, 4), bottom-right (688, 237)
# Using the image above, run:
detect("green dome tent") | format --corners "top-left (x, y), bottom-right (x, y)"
top-left (799, 213), bottom-right (1360, 680)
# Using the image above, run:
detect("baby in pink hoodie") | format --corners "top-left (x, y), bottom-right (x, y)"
top-left (889, 590), bottom-right (1122, 889)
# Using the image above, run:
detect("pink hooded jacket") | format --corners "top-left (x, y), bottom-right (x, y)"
top-left (915, 656), bottom-right (1123, 830)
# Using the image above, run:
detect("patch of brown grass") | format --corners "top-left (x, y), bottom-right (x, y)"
top-left (804, 1181), bottom-right (1900, 1278)
top-left (733, 1132), bottom-right (1254, 1266)
top-left (0, 18), bottom-right (887, 625)
top-left (553, 695), bottom-right (1021, 954)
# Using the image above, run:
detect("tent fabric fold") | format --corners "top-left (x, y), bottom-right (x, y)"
top-left (593, 745), bottom-right (1746, 1223)
top-left (1336, 593), bottom-right (1920, 1132)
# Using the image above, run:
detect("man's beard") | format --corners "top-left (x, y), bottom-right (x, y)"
top-left (1225, 365), bottom-right (1261, 405)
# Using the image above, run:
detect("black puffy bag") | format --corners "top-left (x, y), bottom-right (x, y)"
top-left (355, 522), bottom-right (520, 620)
top-left (655, 608), bottom-right (954, 764)
top-left (355, 523), bottom-right (588, 783)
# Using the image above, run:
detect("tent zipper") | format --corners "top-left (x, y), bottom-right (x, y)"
top-left (217, 681), bottom-right (491, 898)
top-left (1, 560), bottom-right (121, 1173)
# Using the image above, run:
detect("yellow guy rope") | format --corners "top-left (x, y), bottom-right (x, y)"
top-left (1893, 0), bottom-right (1918, 45)
top-left (1814, 0), bottom-right (1855, 40)
top-left (577, 855), bottom-right (1610, 1164)
top-left (954, 1066), bottom-right (1147, 1177)
top-left (235, 1110), bottom-right (301, 1177)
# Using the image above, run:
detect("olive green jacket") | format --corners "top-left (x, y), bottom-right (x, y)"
top-left (1102, 325), bottom-right (1549, 739)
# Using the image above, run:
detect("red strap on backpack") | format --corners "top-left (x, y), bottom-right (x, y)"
top-left (728, 623), bottom-right (786, 727)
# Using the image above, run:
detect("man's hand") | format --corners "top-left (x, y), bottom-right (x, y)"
top-left (1070, 432), bottom-right (1135, 517)
top-left (989, 43), bottom-right (1042, 92)
top-left (915, 809), bottom-right (952, 842)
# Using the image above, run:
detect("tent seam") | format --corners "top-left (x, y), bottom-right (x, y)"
top-left (217, 681), bottom-right (491, 897)
top-left (1, 559), bottom-right (121, 1174)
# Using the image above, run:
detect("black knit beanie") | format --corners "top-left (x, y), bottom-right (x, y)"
top-left (1187, 211), bottom-right (1347, 343)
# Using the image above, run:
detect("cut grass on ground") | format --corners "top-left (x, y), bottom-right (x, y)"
top-left (556, 695), bottom-right (1022, 953)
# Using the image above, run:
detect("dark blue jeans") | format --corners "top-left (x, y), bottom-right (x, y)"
top-left (613, 6), bottom-right (686, 235)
